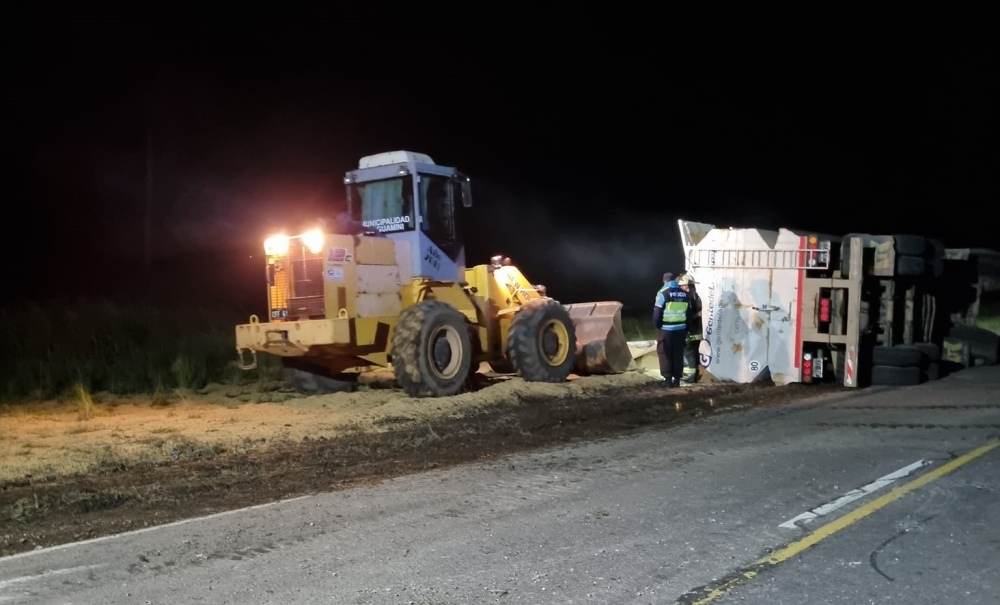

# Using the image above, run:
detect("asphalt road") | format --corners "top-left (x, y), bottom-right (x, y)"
top-left (2, 367), bottom-right (999, 605)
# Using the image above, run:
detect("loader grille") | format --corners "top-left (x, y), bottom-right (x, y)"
top-left (267, 240), bottom-right (326, 321)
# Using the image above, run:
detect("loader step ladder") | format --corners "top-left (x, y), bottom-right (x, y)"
top-left (685, 247), bottom-right (831, 270)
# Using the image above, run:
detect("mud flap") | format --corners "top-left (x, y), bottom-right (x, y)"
top-left (564, 301), bottom-right (632, 374)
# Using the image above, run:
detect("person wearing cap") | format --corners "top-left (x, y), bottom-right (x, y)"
top-left (652, 271), bottom-right (693, 387)
top-left (677, 273), bottom-right (703, 383)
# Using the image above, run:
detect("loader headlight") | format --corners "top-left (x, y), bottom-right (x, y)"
top-left (302, 228), bottom-right (325, 254)
top-left (264, 234), bottom-right (289, 256)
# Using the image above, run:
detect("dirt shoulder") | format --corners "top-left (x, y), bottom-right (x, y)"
top-left (0, 372), bottom-right (841, 557)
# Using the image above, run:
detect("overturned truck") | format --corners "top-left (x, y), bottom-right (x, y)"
top-left (678, 219), bottom-right (1000, 388)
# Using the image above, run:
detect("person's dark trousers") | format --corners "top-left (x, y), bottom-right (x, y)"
top-left (656, 329), bottom-right (687, 387)
top-left (682, 339), bottom-right (700, 382)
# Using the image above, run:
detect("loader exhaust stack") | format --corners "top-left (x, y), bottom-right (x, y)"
top-left (565, 301), bottom-right (632, 375)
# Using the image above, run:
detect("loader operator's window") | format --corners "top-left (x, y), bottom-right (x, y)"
top-left (419, 174), bottom-right (455, 239)
top-left (355, 176), bottom-right (415, 233)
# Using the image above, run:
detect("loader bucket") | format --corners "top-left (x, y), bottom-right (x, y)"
top-left (565, 301), bottom-right (632, 375)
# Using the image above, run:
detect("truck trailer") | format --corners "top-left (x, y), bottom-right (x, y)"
top-left (678, 219), bottom-right (999, 388)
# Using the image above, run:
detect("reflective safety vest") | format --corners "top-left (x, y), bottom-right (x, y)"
top-left (655, 285), bottom-right (690, 331)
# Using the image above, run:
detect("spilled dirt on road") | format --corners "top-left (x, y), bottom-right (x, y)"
top-left (0, 372), bottom-right (839, 556)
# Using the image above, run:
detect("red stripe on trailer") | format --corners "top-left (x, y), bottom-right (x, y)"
top-left (794, 235), bottom-right (805, 369)
top-left (846, 346), bottom-right (856, 385)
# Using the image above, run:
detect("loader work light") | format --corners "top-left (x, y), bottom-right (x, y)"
top-left (264, 234), bottom-right (289, 256)
top-left (303, 228), bottom-right (325, 254)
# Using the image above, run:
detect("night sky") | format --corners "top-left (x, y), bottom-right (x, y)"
top-left (12, 19), bottom-right (998, 313)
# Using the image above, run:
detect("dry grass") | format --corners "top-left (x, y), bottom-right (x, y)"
top-left (0, 370), bottom-right (661, 484)
top-left (0, 300), bottom-right (282, 401)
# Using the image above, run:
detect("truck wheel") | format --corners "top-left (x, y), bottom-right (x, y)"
top-left (507, 299), bottom-right (577, 383)
top-left (923, 362), bottom-right (941, 381)
top-left (925, 239), bottom-right (945, 261)
top-left (872, 345), bottom-right (923, 367)
top-left (281, 359), bottom-right (357, 395)
top-left (947, 325), bottom-right (1000, 365)
top-left (391, 300), bottom-right (473, 397)
top-left (896, 255), bottom-right (925, 276)
top-left (893, 235), bottom-right (926, 257)
top-left (912, 342), bottom-right (941, 362)
top-left (871, 365), bottom-right (922, 386)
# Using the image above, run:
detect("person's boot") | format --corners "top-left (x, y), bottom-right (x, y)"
top-left (671, 377), bottom-right (681, 388)
top-left (681, 372), bottom-right (696, 383)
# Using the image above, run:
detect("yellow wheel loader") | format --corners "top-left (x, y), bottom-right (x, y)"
top-left (234, 151), bottom-right (631, 397)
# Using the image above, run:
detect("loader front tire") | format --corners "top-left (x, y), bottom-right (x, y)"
top-left (507, 299), bottom-right (577, 383)
top-left (391, 300), bottom-right (473, 397)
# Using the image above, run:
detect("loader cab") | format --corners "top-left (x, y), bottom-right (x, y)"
top-left (344, 151), bottom-right (472, 282)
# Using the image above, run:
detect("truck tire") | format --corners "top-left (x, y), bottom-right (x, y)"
top-left (871, 365), bottom-right (922, 386)
top-left (281, 360), bottom-right (357, 395)
top-left (947, 325), bottom-right (1000, 365)
top-left (391, 300), bottom-right (473, 397)
top-left (923, 362), bottom-right (941, 381)
top-left (872, 345), bottom-right (923, 368)
top-left (893, 235), bottom-right (926, 257)
top-left (896, 255), bottom-right (925, 277)
top-left (507, 299), bottom-right (577, 383)
top-left (912, 342), bottom-right (941, 362)
top-left (925, 239), bottom-right (945, 261)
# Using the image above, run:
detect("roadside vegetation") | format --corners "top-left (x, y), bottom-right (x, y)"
top-left (0, 300), bottom-right (281, 402)
top-left (621, 313), bottom-right (658, 341)
top-left (977, 296), bottom-right (1000, 335)
top-left (0, 295), bottom-right (990, 404)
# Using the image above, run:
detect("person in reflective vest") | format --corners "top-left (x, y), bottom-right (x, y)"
top-left (678, 273), bottom-right (703, 383)
top-left (652, 272), bottom-right (693, 388)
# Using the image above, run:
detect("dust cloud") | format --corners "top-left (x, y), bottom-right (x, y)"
top-left (467, 181), bottom-right (688, 313)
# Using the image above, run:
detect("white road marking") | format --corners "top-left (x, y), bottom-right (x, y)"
top-left (0, 495), bottom-right (312, 564)
top-left (0, 563), bottom-right (106, 591)
top-left (779, 459), bottom-right (931, 529)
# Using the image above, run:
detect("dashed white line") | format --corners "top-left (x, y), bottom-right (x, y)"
top-left (779, 459), bottom-right (931, 529)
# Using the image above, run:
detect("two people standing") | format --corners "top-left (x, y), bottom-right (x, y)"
top-left (652, 271), bottom-right (702, 387)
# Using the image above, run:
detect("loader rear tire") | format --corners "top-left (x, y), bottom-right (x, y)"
top-left (507, 299), bottom-right (577, 383)
top-left (391, 300), bottom-right (473, 397)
